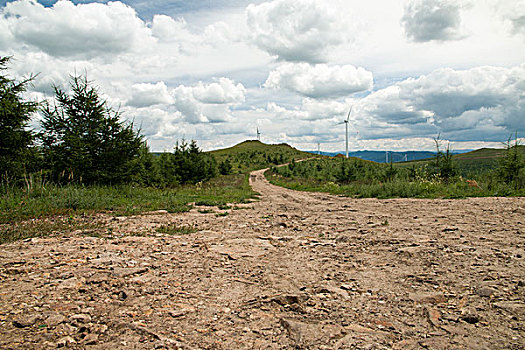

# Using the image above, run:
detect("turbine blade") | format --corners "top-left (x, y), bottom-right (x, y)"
top-left (346, 106), bottom-right (353, 122)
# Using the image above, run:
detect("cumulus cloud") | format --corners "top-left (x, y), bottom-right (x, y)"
top-left (128, 82), bottom-right (174, 107)
top-left (246, 0), bottom-right (350, 63)
top-left (265, 62), bottom-right (373, 98)
top-left (353, 64), bottom-right (525, 141)
top-left (193, 78), bottom-right (246, 104)
top-left (2, 0), bottom-right (153, 58)
top-left (267, 98), bottom-right (347, 121)
top-left (496, 0), bottom-right (525, 37)
top-left (401, 0), bottom-right (466, 42)
top-left (168, 78), bottom-right (246, 124)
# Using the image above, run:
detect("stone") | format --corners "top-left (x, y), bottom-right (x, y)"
top-left (12, 314), bottom-right (40, 328)
top-left (70, 313), bottom-right (92, 324)
top-left (425, 307), bottom-right (441, 327)
top-left (57, 336), bottom-right (76, 348)
top-left (476, 287), bottom-right (496, 298)
top-left (46, 313), bottom-right (66, 327)
top-left (460, 308), bottom-right (480, 324)
top-left (83, 333), bottom-right (98, 345)
top-left (272, 294), bottom-right (308, 308)
top-left (117, 291), bottom-right (128, 301)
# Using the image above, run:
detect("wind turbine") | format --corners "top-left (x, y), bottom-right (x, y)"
top-left (257, 127), bottom-right (261, 141)
top-left (336, 106), bottom-right (352, 158)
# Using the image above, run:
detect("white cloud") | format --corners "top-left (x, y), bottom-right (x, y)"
top-left (352, 64), bottom-right (525, 141)
top-left (150, 14), bottom-right (189, 42)
top-left (193, 78), bottom-right (246, 104)
top-left (265, 62), bottom-right (373, 98)
top-left (401, 0), bottom-right (466, 42)
top-left (172, 85), bottom-right (209, 124)
top-left (128, 82), bottom-right (174, 107)
top-left (246, 0), bottom-right (350, 63)
top-left (267, 98), bottom-right (347, 121)
top-left (169, 78), bottom-right (245, 124)
top-left (3, 0), bottom-right (153, 58)
top-left (496, 0), bottom-right (525, 37)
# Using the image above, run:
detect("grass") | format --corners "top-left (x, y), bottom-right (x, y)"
top-left (266, 155), bottom-right (525, 199)
top-left (0, 215), bottom-right (107, 244)
top-left (156, 223), bottom-right (198, 235)
top-left (0, 174), bottom-right (257, 225)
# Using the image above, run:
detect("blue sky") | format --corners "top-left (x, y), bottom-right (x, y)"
top-left (1, 0), bottom-right (524, 152)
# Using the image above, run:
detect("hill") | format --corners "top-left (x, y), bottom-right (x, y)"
top-left (208, 140), bottom-right (316, 173)
top-left (398, 145), bottom-right (525, 175)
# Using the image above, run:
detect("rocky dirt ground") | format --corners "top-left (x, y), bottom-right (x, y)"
top-left (1, 169), bottom-right (524, 349)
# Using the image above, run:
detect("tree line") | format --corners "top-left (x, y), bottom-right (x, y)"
top-left (1, 56), bottom-right (224, 188)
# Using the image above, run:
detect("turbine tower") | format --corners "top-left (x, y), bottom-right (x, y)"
top-left (257, 127), bottom-right (261, 141)
top-left (337, 107), bottom-right (352, 158)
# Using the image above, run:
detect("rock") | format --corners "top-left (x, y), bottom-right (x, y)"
top-left (83, 333), bottom-right (98, 345)
top-left (168, 309), bottom-right (186, 318)
top-left (57, 336), bottom-right (76, 348)
top-left (340, 284), bottom-right (352, 291)
top-left (476, 287), bottom-right (496, 297)
top-left (12, 314), bottom-right (40, 328)
top-left (425, 307), bottom-right (441, 327)
top-left (345, 323), bottom-right (376, 333)
top-left (316, 286), bottom-right (349, 299)
top-left (58, 277), bottom-right (82, 289)
top-left (46, 313), bottom-right (66, 327)
top-left (271, 294), bottom-right (307, 306)
top-left (410, 293), bottom-right (447, 304)
top-left (460, 308), bottom-right (480, 324)
top-left (117, 290), bottom-right (128, 301)
top-left (493, 301), bottom-right (525, 314)
top-left (70, 313), bottom-right (92, 324)
top-left (112, 267), bottom-right (148, 278)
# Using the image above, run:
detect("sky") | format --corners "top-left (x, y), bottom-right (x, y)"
top-left (1, 0), bottom-right (524, 152)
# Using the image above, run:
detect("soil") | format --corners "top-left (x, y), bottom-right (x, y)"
top-left (1, 168), bottom-right (524, 349)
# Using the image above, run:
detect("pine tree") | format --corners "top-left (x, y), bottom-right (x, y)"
top-left (39, 75), bottom-right (143, 185)
top-left (0, 56), bottom-right (39, 183)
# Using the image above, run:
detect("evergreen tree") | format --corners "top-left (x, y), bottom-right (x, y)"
top-left (498, 134), bottom-right (524, 187)
top-left (155, 140), bottom-right (217, 186)
top-left (39, 75), bottom-right (143, 185)
top-left (0, 56), bottom-right (39, 183)
top-left (219, 158), bottom-right (233, 175)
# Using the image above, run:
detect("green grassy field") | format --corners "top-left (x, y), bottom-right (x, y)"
top-left (0, 174), bottom-right (257, 243)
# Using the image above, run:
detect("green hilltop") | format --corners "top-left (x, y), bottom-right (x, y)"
top-left (208, 140), bottom-right (316, 173)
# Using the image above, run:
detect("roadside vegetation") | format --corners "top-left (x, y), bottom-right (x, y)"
top-left (0, 56), bottom-right (309, 243)
top-left (267, 138), bottom-right (524, 199)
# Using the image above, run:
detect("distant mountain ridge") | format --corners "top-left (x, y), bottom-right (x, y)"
top-left (306, 150), bottom-right (447, 163)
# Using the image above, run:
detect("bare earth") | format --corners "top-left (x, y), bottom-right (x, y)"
top-left (1, 169), bottom-right (524, 349)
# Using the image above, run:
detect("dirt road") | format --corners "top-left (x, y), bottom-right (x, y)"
top-left (1, 169), bottom-right (524, 349)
